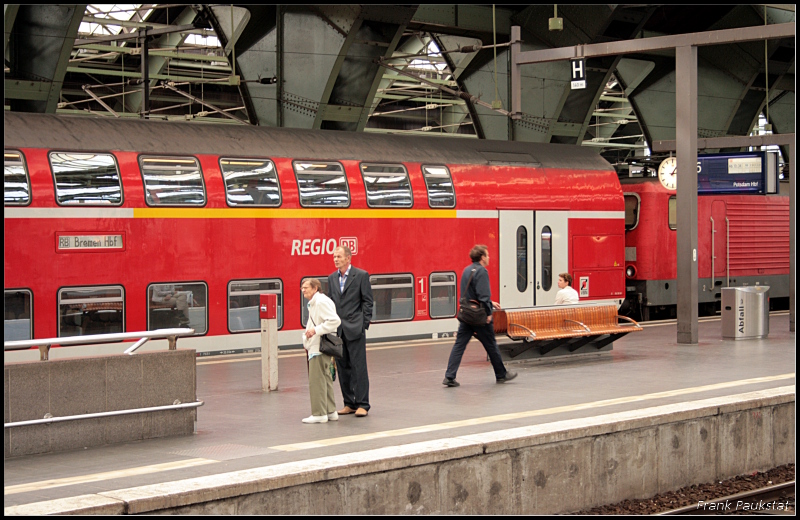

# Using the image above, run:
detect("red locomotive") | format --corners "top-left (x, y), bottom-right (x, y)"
top-left (4, 112), bottom-right (626, 357)
top-left (620, 173), bottom-right (790, 321)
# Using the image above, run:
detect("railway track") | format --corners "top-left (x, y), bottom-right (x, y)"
top-left (658, 481), bottom-right (795, 515)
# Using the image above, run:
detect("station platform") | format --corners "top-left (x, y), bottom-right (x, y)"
top-left (4, 313), bottom-right (795, 515)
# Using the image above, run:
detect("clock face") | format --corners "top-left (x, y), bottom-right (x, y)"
top-left (658, 157), bottom-right (677, 190)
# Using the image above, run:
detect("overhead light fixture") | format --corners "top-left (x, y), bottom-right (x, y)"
top-left (549, 5), bottom-right (563, 31)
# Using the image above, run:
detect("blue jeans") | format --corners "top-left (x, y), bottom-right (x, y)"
top-left (445, 321), bottom-right (508, 380)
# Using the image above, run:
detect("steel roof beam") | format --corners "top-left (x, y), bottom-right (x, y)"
top-left (7, 5), bottom-right (86, 113)
top-left (514, 22), bottom-right (795, 67)
top-left (121, 7), bottom-right (199, 115)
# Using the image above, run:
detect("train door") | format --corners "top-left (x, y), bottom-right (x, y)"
top-left (499, 211), bottom-right (569, 308)
top-left (499, 211), bottom-right (534, 308)
top-left (711, 201), bottom-right (727, 281)
top-left (534, 211), bottom-right (569, 306)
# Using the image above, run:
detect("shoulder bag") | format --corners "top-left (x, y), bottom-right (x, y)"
top-left (457, 268), bottom-right (488, 326)
top-left (309, 315), bottom-right (344, 359)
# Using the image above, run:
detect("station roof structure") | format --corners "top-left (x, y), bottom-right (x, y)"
top-left (3, 4), bottom-right (795, 172)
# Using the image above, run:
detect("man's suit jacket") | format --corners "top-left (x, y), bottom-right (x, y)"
top-left (328, 266), bottom-right (374, 341)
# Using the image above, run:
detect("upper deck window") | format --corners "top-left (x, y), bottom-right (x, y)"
top-left (140, 156), bottom-right (205, 206)
top-left (4, 150), bottom-right (30, 206)
top-left (293, 162), bottom-right (349, 207)
top-left (421, 165), bottom-right (455, 208)
top-left (220, 158), bottom-right (281, 207)
top-left (360, 164), bottom-right (413, 208)
top-left (624, 193), bottom-right (641, 231)
top-left (50, 152), bottom-right (122, 206)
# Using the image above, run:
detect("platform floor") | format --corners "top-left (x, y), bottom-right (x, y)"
top-left (4, 313), bottom-right (796, 510)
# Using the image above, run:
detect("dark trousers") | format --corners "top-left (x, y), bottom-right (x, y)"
top-left (445, 321), bottom-right (507, 380)
top-left (336, 333), bottom-right (370, 411)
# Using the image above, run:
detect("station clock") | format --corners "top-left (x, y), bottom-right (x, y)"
top-left (657, 156), bottom-right (677, 190)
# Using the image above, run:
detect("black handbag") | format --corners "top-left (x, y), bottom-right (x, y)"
top-left (319, 333), bottom-right (344, 359)
top-left (457, 268), bottom-right (488, 326)
top-left (309, 315), bottom-right (344, 359)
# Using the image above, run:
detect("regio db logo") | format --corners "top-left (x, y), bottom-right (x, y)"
top-left (291, 237), bottom-right (358, 256)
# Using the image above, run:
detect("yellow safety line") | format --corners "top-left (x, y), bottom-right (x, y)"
top-left (269, 374), bottom-right (795, 452)
top-left (3, 458), bottom-right (215, 496)
top-left (7, 376), bottom-right (793, 494)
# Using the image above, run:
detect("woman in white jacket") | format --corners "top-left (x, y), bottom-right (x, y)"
top-left (301, 278), bottom-right (342, 424)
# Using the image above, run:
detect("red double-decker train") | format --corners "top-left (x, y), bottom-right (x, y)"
top-left (4, 112), bottom-right (626, 357)
top-left (620, 175), bottom-right (790, 321)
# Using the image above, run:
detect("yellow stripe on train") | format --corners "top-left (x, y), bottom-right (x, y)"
top-left (133, 208), bottom-right (458, 219)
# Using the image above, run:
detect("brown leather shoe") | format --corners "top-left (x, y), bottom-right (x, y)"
top-left (355, 407), bottom-right (368, 417)
top-left (338, 406), bottom-right (356, 415)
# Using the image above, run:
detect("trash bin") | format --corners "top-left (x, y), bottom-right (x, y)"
top-left (721, 286), bottom-right (769, 340)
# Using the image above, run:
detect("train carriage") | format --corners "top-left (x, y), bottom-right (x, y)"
top-left (621, 176), bottom-right (790, 321)
top-left (4, 112), bottom-right (625, 357)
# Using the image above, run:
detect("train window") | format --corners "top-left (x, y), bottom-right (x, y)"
top-left (421, 165), bottom-right (456, 208)
top-left (4, 151), bottom-right (30, 206)
top-left (624, 194), bottom-right (641, 231)
top-left (293, 162), bottom-right (349, 207)
top-left (58, 285), bottom-right (124, 338)
top-left (4, 289), bottom-right (32, 341)
top-left (541, 226), bottom-right (552, 291)
top-left (429, 272), bottom-right (456, 318)
top-left (140, 156), bottom-right (206, 206)
top-left (516, 226), bottom-right (528, 292)
top-left (220, 158), bottom-right (281, 207)
top-left (668, 196), bottom-right (677, 230)
top-left (360, 164), bottom-right (413, 208)
top-left (370, 274), bottom-right (414, 322)
top-left (300, 276), bottom-right (331, 328)
top-left (147, 282), bottom-right (207, 334)
top-left (49, 152), bottom-right (122, 206)
top-left (228, 279), bottom-right (283, 332)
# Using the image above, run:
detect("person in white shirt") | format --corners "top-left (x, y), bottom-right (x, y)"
top-left (554, 273), bottom-right (580, 305)
top-left (301, 278), bottom-right (342, 424)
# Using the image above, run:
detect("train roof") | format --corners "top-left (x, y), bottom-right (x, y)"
top-left (4, 112), bottom-right (613, 173)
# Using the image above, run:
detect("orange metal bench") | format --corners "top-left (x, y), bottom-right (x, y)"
top-left (493, 305), bottom-right (642, 358)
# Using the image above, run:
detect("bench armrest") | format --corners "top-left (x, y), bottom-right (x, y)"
top-left (563, 318), bottom-right (590, 332)
top-left (508, 323), bottom-right (536, 342)
top-left (616, 315), bottom-right (641, 327)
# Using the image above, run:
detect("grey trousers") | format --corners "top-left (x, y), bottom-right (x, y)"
top-left (308, 353), bottom-right (336, 417)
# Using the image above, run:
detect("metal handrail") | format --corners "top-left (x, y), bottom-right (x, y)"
top-left (726, 216), bottom-right (730, 287)
top-left (5, 399), bottom-right (204, 428)
top-left (711, 216), bottom-right (715, 289)
top-left (4, 328), bottom-right (195, 360)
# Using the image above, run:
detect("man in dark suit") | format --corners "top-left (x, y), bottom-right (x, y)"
top-left (443, 244), bottom-right (517, 387)
top-left (328, 245), bottom-right (374, 417)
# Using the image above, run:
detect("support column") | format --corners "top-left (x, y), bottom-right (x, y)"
top-left (676, 45), bottom-right (698, 344)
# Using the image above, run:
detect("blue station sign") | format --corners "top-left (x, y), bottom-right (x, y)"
top-left (697, 151), bottom-right (774, 194)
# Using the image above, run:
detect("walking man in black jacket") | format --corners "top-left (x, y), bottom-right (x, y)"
top-left (443, 244), bottom-right (517, 387)
top-left (328, 245), bottom-right (374, 417)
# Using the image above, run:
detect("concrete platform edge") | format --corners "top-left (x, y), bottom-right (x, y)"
top-left (4, 387), bottom-right (795, 515)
